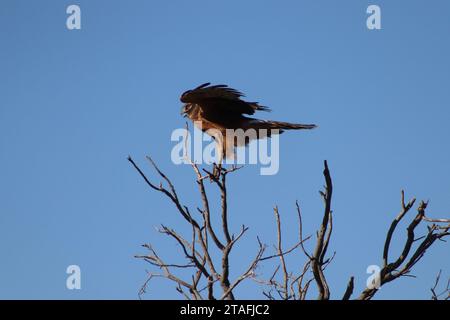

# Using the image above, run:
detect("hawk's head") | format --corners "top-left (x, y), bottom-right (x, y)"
top-left (180, 89), bottom-right (192, 103)
top-left (179, 83), bottom-right (211, 103)
top-left (180, 88), bottom-right (197, 118)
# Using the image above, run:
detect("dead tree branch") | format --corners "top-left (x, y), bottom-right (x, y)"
top-left (129, 152), bottom-right (255, 300)
top-left (130, 153), bottom-right (449, 300)
top-left (431, 270), bottom-right (450, 300)
top-left (357, 194), bottom-right (450, 300)
top-left (310, 160), bottom-right (333, 300)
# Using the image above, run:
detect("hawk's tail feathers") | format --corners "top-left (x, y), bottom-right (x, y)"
top-left (251, 120), bottom-right (317, 132)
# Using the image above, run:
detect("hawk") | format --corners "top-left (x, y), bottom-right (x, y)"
top-left (180, 82), bottom-right (316, 160)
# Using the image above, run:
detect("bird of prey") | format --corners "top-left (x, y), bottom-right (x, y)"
top-left (180, 82), bottom-right (316, 160)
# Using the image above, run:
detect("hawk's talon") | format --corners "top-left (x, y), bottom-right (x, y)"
top-left (211, 164), bottom-right (221, 181)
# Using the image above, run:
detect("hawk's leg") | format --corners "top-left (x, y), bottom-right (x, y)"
top-left (210, 137), bottom-right (225, 180)
top-left (212, 163), bottom-right (222, 180)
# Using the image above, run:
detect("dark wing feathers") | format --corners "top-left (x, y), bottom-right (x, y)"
top-left (194, 82), bottom-right (211, 90)
top-left (180, 83), bottom-right (270, 115)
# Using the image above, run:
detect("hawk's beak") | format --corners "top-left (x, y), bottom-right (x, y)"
top-left (180, 106), bottom-right (187, 117)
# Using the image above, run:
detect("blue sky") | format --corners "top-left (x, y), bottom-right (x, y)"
top-left (1, 0), bottom-right (449, 299)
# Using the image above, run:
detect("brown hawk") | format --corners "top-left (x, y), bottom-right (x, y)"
top-left (180, 82), bottom-right (316, 160)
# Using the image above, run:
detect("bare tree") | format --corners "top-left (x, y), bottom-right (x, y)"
top-left (128, 156), bottom-right (450, 300)
top-left (430, 270), bottom-right (450, 300)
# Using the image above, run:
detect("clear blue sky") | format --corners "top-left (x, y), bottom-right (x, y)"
top-left (1, 0), bottom-right (449, 299)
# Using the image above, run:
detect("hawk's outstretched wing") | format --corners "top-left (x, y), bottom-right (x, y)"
top-left (180, 82), bottom-right (317, 159)
top-left (180, 83), bottom-right (270, 118)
